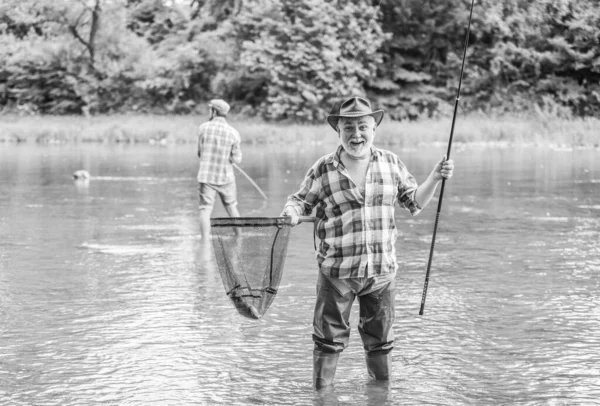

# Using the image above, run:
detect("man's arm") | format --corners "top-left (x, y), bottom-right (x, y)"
top-left (414, 156), bottom-right (454, 208)
top-left (230, 130), bottom-right (242, 164)
top-left (230, 140), bottom-right (242, 164)
top-left (197, 126), bottom-right (203, 158)
top-left (281, 165), bottom-right (321, 226)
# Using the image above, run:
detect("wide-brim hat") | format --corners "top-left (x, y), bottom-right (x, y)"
top-left (327, 97), bottom-right (384, 131)
top-left (208, 99), bottom-right (230, 115)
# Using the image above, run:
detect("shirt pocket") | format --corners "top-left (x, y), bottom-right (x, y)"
top-left (373, 178), bottom-right (396, 206)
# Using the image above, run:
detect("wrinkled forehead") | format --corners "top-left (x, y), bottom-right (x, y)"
top-left (338, 116), bottom-right (375, 127)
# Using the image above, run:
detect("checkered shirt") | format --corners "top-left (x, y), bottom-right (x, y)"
top-left (284, 145), bottom-right (421, 278)
top-left (197, 117), bottom-right (242, 185)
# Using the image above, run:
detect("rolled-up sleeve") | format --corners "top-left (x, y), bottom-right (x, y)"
top-left (284, 165), bottom-right (321, 216)
top-left (397, 166), bottom-right (422, 216)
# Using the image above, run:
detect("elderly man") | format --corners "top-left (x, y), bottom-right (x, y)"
top-left (281, 96), bottom-right (454, 388)
top-left (197, 99), bottom-right (242, 239)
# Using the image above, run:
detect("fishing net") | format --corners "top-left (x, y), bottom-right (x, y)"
top-left (210, 217), bottom-right (295, 319)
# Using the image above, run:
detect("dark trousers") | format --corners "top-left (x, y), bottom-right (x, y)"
top-left (312, 271), bottom-right (395, 355)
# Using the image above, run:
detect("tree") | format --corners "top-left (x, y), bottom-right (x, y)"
top-left (233, 0), bottom-right (387, 121)
top-left (190, 0), bottom-right (242, 22)
top-left (0, 0), bottom-right (101, 113)
top-left (372, 0), bottom-right (477, 120)
top-left (467, 0), bottom-right (600, 117)
top-left (1, 0), bottom-right (599, 118)
top-left (0, 0), bottom-right (229, 114)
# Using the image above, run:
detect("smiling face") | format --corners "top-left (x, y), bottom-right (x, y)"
top-left (337, 115), bottom-right (376, 159)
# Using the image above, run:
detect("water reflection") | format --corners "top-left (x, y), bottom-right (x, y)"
top-left (0, 144), bottom-right (599, 405)
top-left (311, 380), bottom-right (395, 406)
top-left (196, 239), bottom-right (214, 268)
top-left (313, 385), bottom-right (340, 406)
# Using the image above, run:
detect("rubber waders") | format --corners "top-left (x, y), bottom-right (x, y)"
top-left (365, 351), bottom-right (392, 381)
top-left (313, 350), bottom-right (339, 389)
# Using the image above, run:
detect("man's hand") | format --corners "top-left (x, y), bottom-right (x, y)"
top-left (280, 208), bottom-right (300, 227)
top-left (430, 155), bottom-right (454, 182)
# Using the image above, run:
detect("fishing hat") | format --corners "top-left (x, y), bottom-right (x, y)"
top-left (326, 97), bottom-right (384, 131)
top-left (208, 99), bottom-right (230, 115)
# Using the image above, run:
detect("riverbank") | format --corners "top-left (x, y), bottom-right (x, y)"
top-left (1, 114), bottom-right (598, 148)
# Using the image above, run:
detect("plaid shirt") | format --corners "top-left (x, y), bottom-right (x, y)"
top-left (197, 117), bottom-right (242, 185)
top-left (284, 145), bottom-right (421, 279)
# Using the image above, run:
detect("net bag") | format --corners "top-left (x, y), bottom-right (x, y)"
top-left (210, 217), bottom-right (294, 319)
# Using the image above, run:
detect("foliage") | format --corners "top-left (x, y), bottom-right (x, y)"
top-left (233, 0), bottom-right (386, 121)
top-left (0, 35), bottom-right (82, 114)
top-left (0, 0), bottom-right (599, 120)
top-left (465, 0), bottom-right (600, 117)
top-left (373, 0), bottom-right (473, 120)
top-left (3, 113), bottom-right (599, 148)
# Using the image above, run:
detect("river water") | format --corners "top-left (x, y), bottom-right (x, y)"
top-left (0, 142), bottom-right (599, 405)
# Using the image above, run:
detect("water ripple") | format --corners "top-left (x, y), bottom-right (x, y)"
top-left (2, 145), bottom-right (600, 404)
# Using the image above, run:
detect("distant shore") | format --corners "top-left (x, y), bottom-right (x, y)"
top-left (1, 114), bottom-right (598, 148)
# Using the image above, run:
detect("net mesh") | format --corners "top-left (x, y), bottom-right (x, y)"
top-left (210, 217), bottom-right (293, 319)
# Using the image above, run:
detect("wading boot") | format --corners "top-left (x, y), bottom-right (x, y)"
top-left (365, 351), bottom-right (392, 381)
top-left (313, 350), bottom-right (340, 389)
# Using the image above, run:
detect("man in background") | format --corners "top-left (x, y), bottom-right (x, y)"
top-left (197, 99), bottom-right (242, 239)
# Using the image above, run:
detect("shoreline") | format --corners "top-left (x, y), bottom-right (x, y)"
top-left (1, 114), bottom-right (599, 149)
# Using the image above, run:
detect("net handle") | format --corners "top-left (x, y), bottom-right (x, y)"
top-left (299, 216), bottom-right (316, 223)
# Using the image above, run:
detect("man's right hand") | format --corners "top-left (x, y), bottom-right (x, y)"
top-left (280, 208), bottom-right (300, 227)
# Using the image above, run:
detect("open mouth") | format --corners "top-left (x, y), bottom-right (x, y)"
top-left (349, 140), bottom-right (364, 147)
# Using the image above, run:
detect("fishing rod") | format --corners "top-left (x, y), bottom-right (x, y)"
top-left (233, 163), bottom-right (268, 200)
top-left (419, 0), bottom-right (475, 316)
